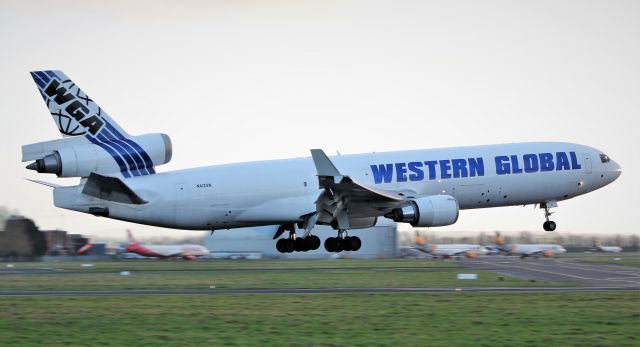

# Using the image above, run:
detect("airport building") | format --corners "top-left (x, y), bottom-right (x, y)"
top-left (204, 219), bottom-right (399, 259)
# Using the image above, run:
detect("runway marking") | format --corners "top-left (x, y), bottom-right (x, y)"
top-left (542, 260), bottom-right (640, 276)
top-left (473, 261), bottom-right (595, 280)
top-left (522, 262), bottom-right (640, 279)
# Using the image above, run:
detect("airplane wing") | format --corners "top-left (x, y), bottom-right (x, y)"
top-left (310, 149), bottom-right (409, 228)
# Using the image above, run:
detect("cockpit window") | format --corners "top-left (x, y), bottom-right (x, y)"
top-left (599, 154), bottom-right (611, 163)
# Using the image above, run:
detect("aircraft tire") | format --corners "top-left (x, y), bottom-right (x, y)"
top-left (334, 238), bottom-right (344, 252)
top-left (295, 238), bottom-right (307, 252)
top-left (349, 236), bottom-right (362, 251)
top-left (276, 239), bottom-right (285, 253)
top-left (342, 237), bottom-right (353, 251)
top-left (543, 221), bottom-right (557, 231)
top-left (283, 239), bottom-right (295, 253)
top-left (309, 236), bottom-right (321, 250)
top-left (324, 237), bottom-right (336, 252)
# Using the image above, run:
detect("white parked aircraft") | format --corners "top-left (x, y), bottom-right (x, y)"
top-left (23, 71), bottom-right (622, 254)
top-left (404, 232), bottom-right (488, 259)
top-left (593, 241), bottom-right (623, 253)
top-left (122, 230), bottom-right (209, 260)
top-left (422, 244), bottom-right (489, 259)
top-left (493, 232), bottom-right (567, 258)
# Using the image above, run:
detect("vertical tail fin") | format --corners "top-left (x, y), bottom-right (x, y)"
top-left (28, 70), bottom-right (163, 178)
top-left (30, 70), bottom-right (128, 138)
top-left (126, 230), bottom-right (137, 244)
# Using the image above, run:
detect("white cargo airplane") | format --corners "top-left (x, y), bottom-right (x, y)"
top-left (123, 230), bottom-right (209, 260)
top-left (493, 232), bottom-right (567, 258)
top-left (23, 71), bottom-right (622, 254)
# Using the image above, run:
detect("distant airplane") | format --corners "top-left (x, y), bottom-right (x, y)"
top-left (405, 231), bottom-right (488, 259)
top-left (494, 232), bottom-right (566, 258)
top-left (592, 241), bottom-right (622, 253)
top-left (76, 243), bottom-right (92, 255)
top-left (124, 230), bottom-right (209, 260)
top-left (23, 70), bottom-right (622, 254)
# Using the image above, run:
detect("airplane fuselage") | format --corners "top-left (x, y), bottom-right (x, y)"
top-left (53, 141), bottom-right (621, 231)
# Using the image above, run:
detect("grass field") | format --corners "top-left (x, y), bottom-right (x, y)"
top-left (0, 259), bottom-right (568, 291)
top-left (0, 258), bottom-right (458, 271)
top-left (0, 292), bottom-right (638, 347)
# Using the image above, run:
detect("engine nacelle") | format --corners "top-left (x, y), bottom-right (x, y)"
top-left (25, 133), bottom-right (172, 177)
top-left (386, 195), bottom-right (459, 227)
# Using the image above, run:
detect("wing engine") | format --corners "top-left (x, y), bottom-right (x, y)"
top-left (385, 195), bottom-right (459, 227)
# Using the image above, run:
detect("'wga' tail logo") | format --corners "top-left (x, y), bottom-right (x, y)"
top-left (45, 79), bottom-right (104, 136)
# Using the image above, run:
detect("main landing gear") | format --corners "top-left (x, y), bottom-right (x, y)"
top-left (275, 224), bottom-right (321, 253)
top-left (324, 230), bottom-right (362, 253)
top-left (541, 202), bottom-right (557, 232)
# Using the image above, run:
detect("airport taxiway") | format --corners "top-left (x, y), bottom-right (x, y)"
top-left (457, 256), bottom-right (640, 287)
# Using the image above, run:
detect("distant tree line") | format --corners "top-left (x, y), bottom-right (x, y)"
top-left (0, 215), bottom-right (47, 258)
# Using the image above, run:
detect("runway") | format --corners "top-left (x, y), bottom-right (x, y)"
top-left (458, 256), bottom-right (640, 287)
top-left (0, 286), bottom-right (637, 297)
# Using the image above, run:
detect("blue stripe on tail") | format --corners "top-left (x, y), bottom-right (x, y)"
top-left (86, 135), bottom-right (131, 178)
top-left (96, 133), bottom-right (141, 176)
top-left (101, 129), bottom-right (149, 176)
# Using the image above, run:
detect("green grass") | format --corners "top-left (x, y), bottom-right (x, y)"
top-left (0, 292), bottom-right (637, 346)
top-left (0, 268), bottom-right (569, 291)
top-left (0, 258), bottom-right (458, 271)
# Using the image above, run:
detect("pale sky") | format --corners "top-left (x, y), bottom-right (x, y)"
top-left (1, 0), bottom-right (638, 241)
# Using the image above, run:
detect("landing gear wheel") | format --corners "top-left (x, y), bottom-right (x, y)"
top-left (324, 237), bottom-right (336, 252)
top-left (347, 236), bottom-right (361, 251)
top-left (282, 239), bottom-right (295, 253)
top-left (295, 238), bottom-right (307, 252)
top-left (276, 239), bottom-right (286, 253)
top-left (334, 237), bottom-right (344, 252)
top-left (342, 237), bottom-right (353, 251)
top-left (543, 221), bottom-right (557, 231)
top-left (309, 235), bottom-right (321, 250)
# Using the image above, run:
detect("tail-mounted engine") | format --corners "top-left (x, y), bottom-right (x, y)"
top-left (386, 195), bottom-right (459, 227)
top-left (23, 133), bottom-right (172, 178)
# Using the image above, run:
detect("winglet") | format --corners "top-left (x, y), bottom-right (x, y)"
top-left (310, 149), bottom-right (342, 177)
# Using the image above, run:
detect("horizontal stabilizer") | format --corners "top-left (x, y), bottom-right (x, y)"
top-left (25, 178), bottom-right (63, 188)
top-left (82, 172), bottom-right (146, 204)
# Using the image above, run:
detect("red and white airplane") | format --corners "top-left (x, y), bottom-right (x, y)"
top-left (124, 230), bottom-right (209, 260)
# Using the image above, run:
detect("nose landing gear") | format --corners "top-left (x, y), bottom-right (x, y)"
top-left (541, 201), bottom-right (557, 231)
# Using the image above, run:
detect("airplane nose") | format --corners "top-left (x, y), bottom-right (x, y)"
top-left (610, 160), bottom-right (622, 181)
